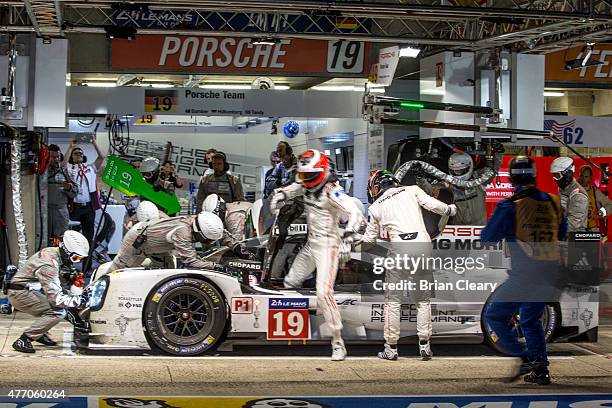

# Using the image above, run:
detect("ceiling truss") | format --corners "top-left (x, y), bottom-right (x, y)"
top-left (1, 0), bottom-right (612, 53)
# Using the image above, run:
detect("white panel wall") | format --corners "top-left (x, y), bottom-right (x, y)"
top-left (33, 38), bottom-right (68, 127)
top-left (511, 53), bottom-right (545, 132)
top-left (420, 51), bottom-right (475, 139)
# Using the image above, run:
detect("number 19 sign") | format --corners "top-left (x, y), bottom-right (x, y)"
top-left (267, 298), bottom-right (310, 340)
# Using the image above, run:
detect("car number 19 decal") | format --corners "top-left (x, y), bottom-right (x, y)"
top-left (267, 298), bottom-right (310, 340)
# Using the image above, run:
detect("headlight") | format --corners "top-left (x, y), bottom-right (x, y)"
top-left (88, 276), bottom-right (108, 311)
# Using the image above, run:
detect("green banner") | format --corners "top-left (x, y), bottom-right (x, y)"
top-left (102, 154), bottom-right (181, 214)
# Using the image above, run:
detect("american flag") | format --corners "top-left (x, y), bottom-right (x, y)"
top-left (544, 119), bottom-right (576, 137)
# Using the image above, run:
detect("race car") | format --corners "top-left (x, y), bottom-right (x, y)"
top-left (77, 214), bottom-right (600, 356)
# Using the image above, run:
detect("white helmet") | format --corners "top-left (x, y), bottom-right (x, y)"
top-left (448, 152), bottom-right (474, 181)
top-left (550, 157), bottom-right (575, 189)
top-left (140, 157), bottom-right (160, 173)
top-left (192, 212), bottom-right (224, 242)
top-left (61, 230), bottom-right (90, 263)
top-left (136, 201), bottom-right (160, 223)
top-left (202, 194), bottom-right (226, 221)
top-left (550, 157), bottom-right (574, 174)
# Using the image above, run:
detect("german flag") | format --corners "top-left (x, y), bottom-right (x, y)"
top-left (336, 17), bottom-right (359, 30)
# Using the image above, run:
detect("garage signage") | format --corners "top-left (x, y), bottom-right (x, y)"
top-left (267, 298), bottom-right (310, 340)
top-left (111, 10), bottom-right (372, 34)
top-left (546, 44), bottom-right (612, 82)
top-left (143, 88), bottom-right (361, 118)
top-left (112, 35), bottom-right (368, 75)
top-left (514, 115), bottom-right (611, 147)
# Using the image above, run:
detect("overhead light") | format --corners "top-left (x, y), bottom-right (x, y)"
top-left (544, 91), bottom-right (565, 97)
top-left (200, 84), bottom-right (252, 90)
top-left (81, 82), bottom-right (117, 87)
top-left (104, 26), bottom-right (137, 40)
top-left (399, 46), bottom-right (421, 58)
top-left (564, 43), bottom-right (604, 70)
top-left (335, 148), bottom-right (342, 154)
top-left (324, 149), bottom-right (331, 155)
top-left (421, 89), bottom-right (445, 96)
top-left (311, 85), bottom-right (386, 92)
top-left (251, 38), bottom-right (279, 45)
top-left (273, 85), bottom-right (290, 90)
top-left (311, 85), bottom-right (356, 91)
top-left (150, 83), bottom-right (174, 88)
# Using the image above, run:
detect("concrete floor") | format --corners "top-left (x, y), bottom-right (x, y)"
top-left (0, 311), bottom-right (611, 398)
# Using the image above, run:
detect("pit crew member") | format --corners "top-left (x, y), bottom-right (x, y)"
top-left (270, 149), bottom-right (365, 361)
top-left (363, 170), bottom-right (457, 361)
top-left (578, 165), bottom-right (612, 230)
top-left (109, 210), bottom-right (226, 272)
top-left (482, 156), bottom-right (566, 385)
top-left (7, 231), bottom-right (90, 353)
top-left (551, 157), bottom-right (588, 232)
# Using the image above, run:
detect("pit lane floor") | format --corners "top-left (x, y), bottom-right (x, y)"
top-left (0, 311), bottom-right (611, 397)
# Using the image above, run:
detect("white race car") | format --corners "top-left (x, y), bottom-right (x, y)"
top-left (78, 223), bottom-right (600, 356)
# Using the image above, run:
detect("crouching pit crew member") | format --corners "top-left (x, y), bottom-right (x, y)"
top-left (270, 149), bottom-right (365, 361)
top-left (482, 156), bottom-right (566, 385)
top-left (8, 231), bottom-right (91, 353)
top-left (363, 170), bottom-right (457, 361)
top-left (107, 209), bottom-right (227, 273)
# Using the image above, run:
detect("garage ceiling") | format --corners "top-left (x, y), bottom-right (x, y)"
top-left (3, 0), bottom-right (612, 55)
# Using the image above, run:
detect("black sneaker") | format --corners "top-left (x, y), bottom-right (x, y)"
top-left (12, 334), bottom-right (35, 354)
top-left (505, 356), bottom-right (533, 382)
top-left (524, 367), bottom-right (551, 385)
top-left (35, 334), bottom-right (58, 346)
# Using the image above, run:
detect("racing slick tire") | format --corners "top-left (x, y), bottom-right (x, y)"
top-left (482, 299), bottom-right (560, 355)
top-left (143, 276), bottom-right (229, 356)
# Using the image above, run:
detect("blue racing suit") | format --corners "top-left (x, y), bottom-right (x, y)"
top-left (481, 186), bottom-right (567, 363)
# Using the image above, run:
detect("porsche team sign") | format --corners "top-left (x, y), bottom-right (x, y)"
top-left (112, 35), bottom-right (369, 75)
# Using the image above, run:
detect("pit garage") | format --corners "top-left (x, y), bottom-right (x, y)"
top-left (0, 0), bottom-right (611, 405)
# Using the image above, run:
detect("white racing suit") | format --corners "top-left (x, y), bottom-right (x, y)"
top-left (224, 201), bottom-right (253, 243)
top-left (362, 185), bottom-right (455, 344)
top-left (8, 248), bottom-right (83, 340)
top-left (271, 181), bottom-right (365, 343)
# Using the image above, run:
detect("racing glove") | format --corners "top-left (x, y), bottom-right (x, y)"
top-left (270, 190), bottom-right (288, 212)
top-left (599, 207), bottom-right (607, 217)
top-left (69, 272), bottom-right (85, 296)
top-left (447, 204), bottom-right (457, 217)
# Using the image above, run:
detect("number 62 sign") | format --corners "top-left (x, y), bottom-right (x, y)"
top-left (267, 298), bottom-right (310, 340)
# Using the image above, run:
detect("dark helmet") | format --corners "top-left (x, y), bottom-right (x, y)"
top-left (367, 170), bottom-right (400, 204)
top-left (509, 156), bottom-right (537, 186)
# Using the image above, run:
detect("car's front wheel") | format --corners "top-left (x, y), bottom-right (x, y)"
top-left (143, 276), bottom-right (228, 356)
top-left (482, 300), bottom-right (559, 355)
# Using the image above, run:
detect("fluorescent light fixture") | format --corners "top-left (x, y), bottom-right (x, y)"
top-left (200, 84), bottom-right (252, 90)
top-left (311, 85), bottom-right (356, 91)
top-left (543, 91), bottom-right (565, 97)
top-left (274, 85), bottom-right (290, 90)
top-left (335, 148), bottom-right (342, 154)
top-left (82, 82), bottom-right (116, 87)
top-left (399, 46), bottom-right (421, 58)
top-left (369, 87), bottom-right (385, 94)
top-left (324, 149), bottom-right (331, 155)
top-left (251, 38), bottom-right (278, 45)
top-left (150, 83), bottom-right (173, 88)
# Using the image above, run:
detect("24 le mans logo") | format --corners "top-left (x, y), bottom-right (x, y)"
top-left (544, 119), bottom-right (584, 145)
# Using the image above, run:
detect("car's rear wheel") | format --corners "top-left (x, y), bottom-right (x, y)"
top-left (143, 276), bottom-right (228, 356)
top-left (482, 300), bottom-right (559, 355)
